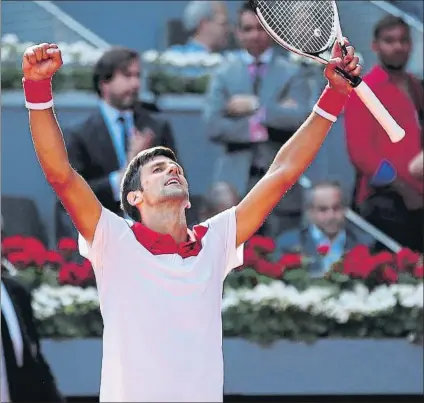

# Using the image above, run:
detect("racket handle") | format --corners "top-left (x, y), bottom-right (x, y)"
top-left (353, 81), bottom-right (405, 143)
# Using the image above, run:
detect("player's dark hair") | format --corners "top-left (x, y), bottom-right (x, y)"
top-left (120, 147), bottom-right (178, 222)
top-left (373, 15), bottom-right (410, 40)
top-left (93, 47), bottom-right (139, 97)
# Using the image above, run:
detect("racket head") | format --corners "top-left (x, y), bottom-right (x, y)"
top-left (249, 0), bottom-right (338, 63)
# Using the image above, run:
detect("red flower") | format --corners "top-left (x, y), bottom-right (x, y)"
top-left (256, 260), bottom-right (282, 278)
top-left (7, 251), bottom-right (31, 268)
top-left (243, 247), bottom-right (258, 267)
top-left (396, 248), bottom-right (420, 271)
top-left (383, 267), bottom-right (398, 283)
top-left (370, 251), bottom-right (394, 267)
top-left (278, 253), bottom-right (302, 269)
top-left (58, 261), bottom-right (94, 285)
top-left (248, 236), bottom-right (276, 254)
top-left (347, 257), bottom-right (376, 278)
top-left (24, 237), bottom-right (47, 266)
top-left (45, 251), bottom-right (64, 265)
top-left (343, 246), bottom-right (373, 278)
top-left (57, 237), bottom-right (78, 252)
top-left (346, 245), bottom-right (371, 261)
top-left (2, 235), bottom-right (26, 254)
top-left (317, 244), bottom-right (330, 256)
top-left (414, 265), bottom-right (423, 278)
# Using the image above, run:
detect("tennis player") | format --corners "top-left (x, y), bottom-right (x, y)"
top-left (22, 40), bottom-right (360, 402)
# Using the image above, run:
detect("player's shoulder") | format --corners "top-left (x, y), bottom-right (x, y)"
top-left (199, 207), bottom-right (236, 234)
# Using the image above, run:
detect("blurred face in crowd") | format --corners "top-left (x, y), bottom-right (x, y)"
top-left (237, 10), bottom-right (272, 58)
top-left (200, 182), bottom-right (240, 220)
top-left (136, 156), bottom-right (189, 209)
top-left (307, 185), bottom-right (346, 239)
top-left (201, 2), bottom-right (229, 51)
top-left (373, 24), bottom-right (411, 71)
top-left (101, 58), bottom-right (141, 110)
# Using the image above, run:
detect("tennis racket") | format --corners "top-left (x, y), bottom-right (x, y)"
top-left (249, 0), bottom-right (405, 143)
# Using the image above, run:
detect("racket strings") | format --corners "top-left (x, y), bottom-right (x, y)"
top-left (258, 0), bottom-right (336, 54)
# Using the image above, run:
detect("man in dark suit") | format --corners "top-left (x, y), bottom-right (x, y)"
top-left (274, 180), bottom-right (375, 277)
top-left (56, 47), bottom-right (176, 239)
top-left (1, 272), bottom-right (64, 402)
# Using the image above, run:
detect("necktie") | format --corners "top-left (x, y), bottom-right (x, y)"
top-left (252, 61), bottom-right (263, 96)
top-left (117, 116), bottom-right (130, 154)
top-left (1, 310), bottom-right (18, 374)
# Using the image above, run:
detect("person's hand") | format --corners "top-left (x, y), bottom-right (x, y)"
top-left (126, 127), bottom-right (155, 162)
top-left (22, 43), bottom-right (63, 81)
top-left (324, 38), bottom-right (361, 95)
top-left (226, 95), bottom-right (258, 116)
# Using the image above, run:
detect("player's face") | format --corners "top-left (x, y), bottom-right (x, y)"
top-left (103, 59), bottom-right (141, 110)
top-left (140, 156), bottom-right (189, 206)
top-left (308, 187), bottom-right (346, 238)
top-left (373, 25), bottom-right (411, 71)
top-left (237, 11), bottom-right (271, 57)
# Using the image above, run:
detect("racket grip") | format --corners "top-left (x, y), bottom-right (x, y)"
top-left (353, 81), bottom-right (405, 143)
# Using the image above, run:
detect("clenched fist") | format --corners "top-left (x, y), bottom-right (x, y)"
top-left (22, 43), bottom-right (63, 81)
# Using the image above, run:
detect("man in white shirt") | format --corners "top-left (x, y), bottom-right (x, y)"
top-left (21, 39), bottom-right (360, 401)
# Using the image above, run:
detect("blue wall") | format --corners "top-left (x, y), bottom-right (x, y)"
top-left (53, 0), bottom-right (244, 51)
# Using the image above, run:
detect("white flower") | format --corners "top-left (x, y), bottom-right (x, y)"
top-left (160, 51), bottom-right (189, 68)
top-left (32, 284), bottom-right (99, 320)
top-left (1, 33), bottom-right (19, 45)
top-left (143, 50), bottom-right (159, 64)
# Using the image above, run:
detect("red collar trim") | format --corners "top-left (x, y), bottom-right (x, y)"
top-left (130, 222), bottom-right (208, 258)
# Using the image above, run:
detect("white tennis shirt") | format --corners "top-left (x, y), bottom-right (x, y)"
top-left (79, 206), bottom-right (244, 402)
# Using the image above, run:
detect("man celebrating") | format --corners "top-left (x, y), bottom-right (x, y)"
top-left (22, 41), bottom-right (360, 402)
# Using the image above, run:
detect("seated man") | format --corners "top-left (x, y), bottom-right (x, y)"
top-left (275, 181), bottom-right (375, 277)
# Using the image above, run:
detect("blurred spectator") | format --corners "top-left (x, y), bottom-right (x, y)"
top-left (1, 271), bottom-right (64, 402)
top-left (345, 15), bottom-right (423, 252)
top-left (168, 1), bottom-right (229, 54)
top-left (200, 181), bottom-right (241, 221)
top-left (56, 47), bottom-right (177, 239)
top-left (274, 181), bottom-right (375, 277)
top-left (204, 1), bottom-right (312, 237)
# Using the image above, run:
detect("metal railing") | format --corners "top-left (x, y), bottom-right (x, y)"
top-left (32, 1), bottom-right (111, 49)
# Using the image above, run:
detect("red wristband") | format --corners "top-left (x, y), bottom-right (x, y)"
top-left (22, 78), bottom-right (53, 110)
top-left (313, 86), bottom-right (349, 122)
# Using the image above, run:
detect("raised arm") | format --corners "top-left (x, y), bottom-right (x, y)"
top-left (235, 41), bottom-right (361, 246)
top-left (23, 43), bottom-right (101, 243)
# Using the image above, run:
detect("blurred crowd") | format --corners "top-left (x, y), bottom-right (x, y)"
top-left (1, 1), bottom-right (423, 401)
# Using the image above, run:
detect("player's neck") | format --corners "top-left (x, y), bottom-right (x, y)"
top-left (381, 64), bottom-right (407, 80)
top-left (141, 205), bottom-right (188, 243)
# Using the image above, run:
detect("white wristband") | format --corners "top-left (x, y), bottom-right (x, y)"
top-left (312, 105), bottom-right (337, 122)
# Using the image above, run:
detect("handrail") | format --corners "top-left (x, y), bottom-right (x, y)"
top-left (298, 176), bottom-right (402, 253)
top-left (1, 257), bottom-right (18, 276)
top-left (32, 0), bottom-right (111, 49)
top-left (369, 1), bottom-right (423, 32)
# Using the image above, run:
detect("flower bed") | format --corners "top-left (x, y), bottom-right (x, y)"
top-left (2, 34), bottom-right (364, 95)
top-left (1, 34), bottom-right (222, 94)
top-left (1, 234), bottom-right (423, 345)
